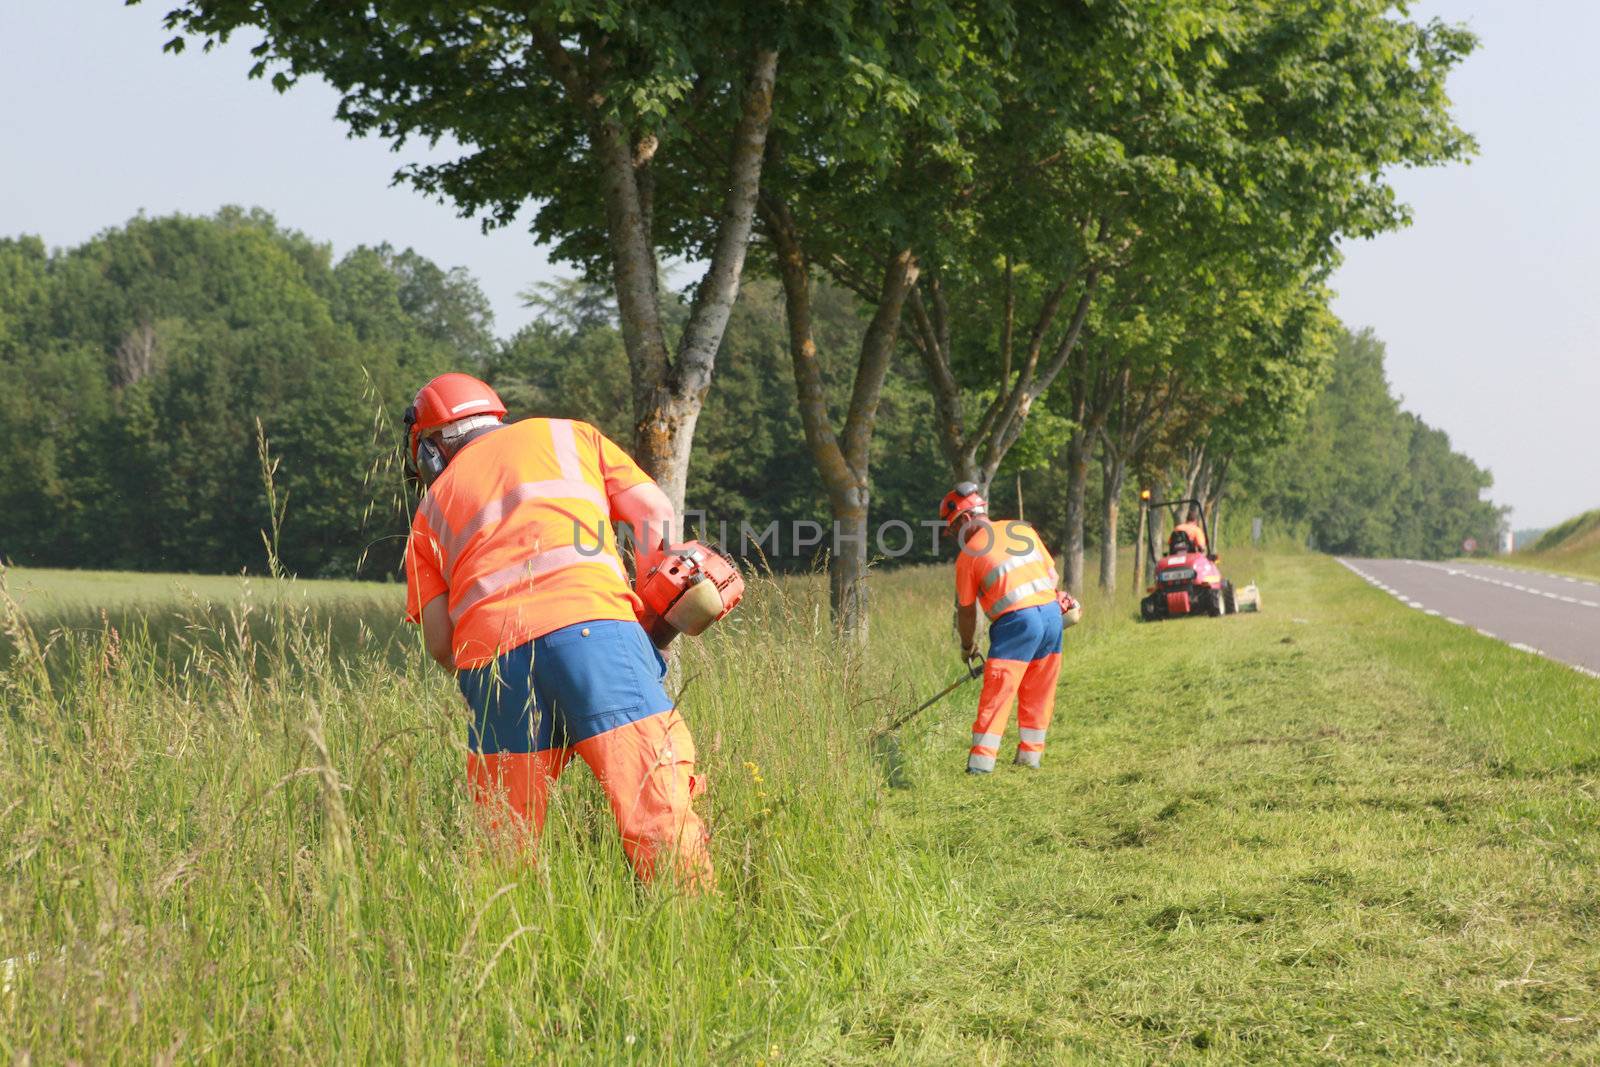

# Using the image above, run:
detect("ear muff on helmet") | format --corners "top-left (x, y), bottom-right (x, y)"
top-left (402, 404), bottom-right (448, 487)
top-left (415, 437), bottom-right (447, 486)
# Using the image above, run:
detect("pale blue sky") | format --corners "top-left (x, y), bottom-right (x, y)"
top-left (2, 2), bottom-right (1594, 527)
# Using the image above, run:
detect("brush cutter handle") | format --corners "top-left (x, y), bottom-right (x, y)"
top-left (965, 651), bottom-right (985, 677)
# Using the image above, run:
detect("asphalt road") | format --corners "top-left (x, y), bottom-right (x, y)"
top-left (1339, 558), bottom-right (1600, 679)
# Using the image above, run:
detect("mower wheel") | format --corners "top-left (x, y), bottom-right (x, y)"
top-left (1222, 580), bottom-right (1236, 615)
top-left (1139, 595), bottom-right (1162, 622)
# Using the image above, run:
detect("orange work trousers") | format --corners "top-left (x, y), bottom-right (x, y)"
top-left (969, 603), bottom-right (1064, 772)
top-left (467, 709), bottom-right (713, 890)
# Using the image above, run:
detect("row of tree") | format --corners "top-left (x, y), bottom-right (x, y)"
top-left (145, 0), bottom-right (1483, 635)
top-left (15, 2), bottom-right (1490, 633)
top-left (0, 209), bottom-right (487, 575)
top-left (3, 210), bottom-right (1498, 585)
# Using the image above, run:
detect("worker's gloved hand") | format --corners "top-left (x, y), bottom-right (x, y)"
top-left (962, 648), bottom-right (984, 676)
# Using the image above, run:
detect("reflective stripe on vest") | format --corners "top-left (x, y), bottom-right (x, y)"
top-left (979, 549), bottom-right (1044, 594)
top-left (549, 418), bottom-right (586, 481)
top-left (450, 544), bottom-right (627, 624)
top-left (418, 493), bottom-right (453, 561)
top-left (987, 575), bottom-right (1057, 619)
top-left (443, 478), bottom-right (609, 580)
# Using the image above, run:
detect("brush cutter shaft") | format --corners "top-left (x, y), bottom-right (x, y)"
top-left (882, 656), bottom-right (985, 735)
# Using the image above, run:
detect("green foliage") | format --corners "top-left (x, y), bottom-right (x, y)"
top-left (1240, 327), bottom-right (1503, 558)
top-left (485, 275), bottom-right (946, 566)
top-left (0, 210), bottom-right (491, 577)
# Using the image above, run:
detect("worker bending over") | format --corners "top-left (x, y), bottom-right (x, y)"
top-left (941, 482), bottom-right (1067, 773)
top-left (402, 372), bottom-right (712, 887)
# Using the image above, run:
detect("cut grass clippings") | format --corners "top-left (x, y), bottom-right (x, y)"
top-left (849, 551), bottom-right (1600, 1062)
top-left (3, 552), bottom-right (1599, 1063)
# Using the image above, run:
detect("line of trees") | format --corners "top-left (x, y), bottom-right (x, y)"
top-left (3, 210), bottom-right (1499, 583)
top-left (7, 2), bottom-right (1495, 631)
top-left (147, 0), bottom-right (1483, 637)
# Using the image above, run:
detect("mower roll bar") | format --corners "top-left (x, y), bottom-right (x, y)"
top-left (1139, 496), bottom-right (1216, 567)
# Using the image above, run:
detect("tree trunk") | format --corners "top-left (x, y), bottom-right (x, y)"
top-left (830, 505), bottom-right (870, 634)
top-left (1132, 498), bottom-right (1148, 593)
top-left (589, 48), bottom-right (777, 515)
top-left (908, 264), bottom-right (1101, 492)
top-left (1062, 431), bottom-right (1092, 596)
top-left (1099, 453), bottom-right (1126, 593)
top-left (765, 197), bottom-right (918, 641)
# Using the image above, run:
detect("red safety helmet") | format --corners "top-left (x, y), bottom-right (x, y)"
top-left (404, 373), bottom-right (506, 479)
top-left (939, 481), bottom-right (988, 527)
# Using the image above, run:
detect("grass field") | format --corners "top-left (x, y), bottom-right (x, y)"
top-left (4, 553), bottom-right (1600, 1063)
top-left (1507, 508), bottom-right (1600, 580)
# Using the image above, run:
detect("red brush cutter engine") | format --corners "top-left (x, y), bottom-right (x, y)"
top-left (635, 541), bottom-right (745, 646)
top-left (1056, 590), bottom-right (1083, 629)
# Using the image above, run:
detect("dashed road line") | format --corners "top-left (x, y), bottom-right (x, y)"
top-left (1407, 562), bottom-right (1600, 609)
top-left (1339, 558), bottom-right (1598, 683)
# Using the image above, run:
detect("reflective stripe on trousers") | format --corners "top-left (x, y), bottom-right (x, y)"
top-left (968, 652), bottom-right (1062, 769)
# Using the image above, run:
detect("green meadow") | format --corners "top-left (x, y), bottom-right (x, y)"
top-left (4, 553), bottom-right (1599, 1063)
top-left (1508, 509), bottom-right (1600, 581)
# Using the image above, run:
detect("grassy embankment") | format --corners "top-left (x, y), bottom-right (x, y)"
top-left (3, 551), bottom-right (1599, 1063)
top-left (1505, 508), bottom-right (1600, 580)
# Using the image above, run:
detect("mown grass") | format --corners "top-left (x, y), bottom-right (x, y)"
top-left (4, 552), bottom-right (1599, 1063)
top-left (853, 551), bottom-right (1600, 1062)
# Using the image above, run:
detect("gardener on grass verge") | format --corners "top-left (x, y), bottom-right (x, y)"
top-left (941, 482), bottom-right (1077, 774)
top-left (401, 372), bottom-right (712, 889)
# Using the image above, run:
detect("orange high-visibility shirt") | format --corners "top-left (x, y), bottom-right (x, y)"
top-left (1171, 521), bottom-right (1208, 553)
top-left (955, 520), bottom-right (1059, 620)
top-left (404, 418), bottom-right (652, 668)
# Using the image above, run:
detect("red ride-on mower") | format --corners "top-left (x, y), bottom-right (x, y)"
top-left (1138, 497), bottom-right (1241, 621)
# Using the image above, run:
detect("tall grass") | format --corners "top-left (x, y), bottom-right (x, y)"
top-left (8, 546), bottom-right (1600, 1061)
top-left (0, 564), bottom-right (962, 1063)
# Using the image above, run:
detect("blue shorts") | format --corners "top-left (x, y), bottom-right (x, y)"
top-left (458, 619), bottom-right (673, 755)
top-left (986, 603), bottom-right (1063, 662)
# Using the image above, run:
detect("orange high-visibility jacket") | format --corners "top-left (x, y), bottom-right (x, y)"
top-left (955, 520), bottom-right (1059, 620)
top-left (1171, 521), bottom-right (1208, 554)
top-left (404, 418), bottom-right (651, 668)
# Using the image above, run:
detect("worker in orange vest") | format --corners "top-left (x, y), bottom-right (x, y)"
top-left (402, 372), bottom-right (712, 887)
top-left (941, 482), bottom-right (1068, 773)
top-left (1169, 507), bottom-right (1208, 555)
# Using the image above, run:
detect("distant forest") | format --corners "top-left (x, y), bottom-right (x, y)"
top-left (2, 209), bottom-right (1503, 579)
